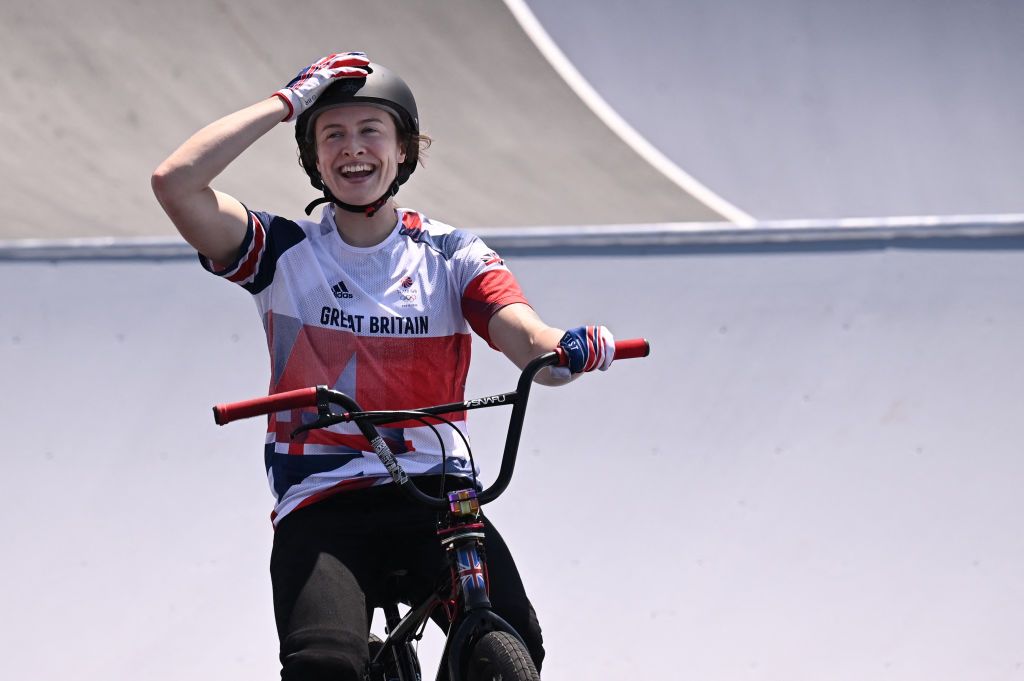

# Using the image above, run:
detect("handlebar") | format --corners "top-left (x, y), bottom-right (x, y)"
top-left (213, 387), bottom-right (319, 426)
top-left (213, 337), bottom-right (651, 508)
top-left (556, 336), bottom-right (650, 363)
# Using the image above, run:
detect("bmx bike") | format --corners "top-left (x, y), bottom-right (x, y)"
top-left (213, 337), bottom-right (650, 680)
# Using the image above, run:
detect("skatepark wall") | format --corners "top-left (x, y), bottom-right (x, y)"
top-left (3, 221), bottom-right (1023, 680)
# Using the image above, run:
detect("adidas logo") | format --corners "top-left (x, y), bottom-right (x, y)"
top-left (332, 281), bottom-right (354, 299)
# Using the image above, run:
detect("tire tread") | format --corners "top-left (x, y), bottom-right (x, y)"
top-left (467, 630), bottom-right (539, 681)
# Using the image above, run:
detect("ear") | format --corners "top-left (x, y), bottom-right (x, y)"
top-left (397, 138), bottom-right (408, 164)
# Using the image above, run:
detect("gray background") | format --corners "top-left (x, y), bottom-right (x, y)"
top-left (526, 0), bottom-right (1024, 219)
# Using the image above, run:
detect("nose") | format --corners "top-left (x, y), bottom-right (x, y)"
top-left (340, 135), bottom-right (365, 157)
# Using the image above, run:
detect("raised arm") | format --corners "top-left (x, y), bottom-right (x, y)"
top-left (151, 98), bottom-right (286, 263)
top-left (150, 52), bottom-right (371, 263)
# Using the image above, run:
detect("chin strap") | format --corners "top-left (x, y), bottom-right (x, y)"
top-left (304, 180), bottom-right (400, 218)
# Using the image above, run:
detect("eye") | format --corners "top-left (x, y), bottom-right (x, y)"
top-left (318, 127), bottom-right (344, 142)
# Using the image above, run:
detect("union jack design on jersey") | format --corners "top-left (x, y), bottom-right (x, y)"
top-left (456, 545), bottom-right (488, 593)
top-left (200, 205), bottom-right (531, 525)
top-left (481, 251), bottom-right (504, 267)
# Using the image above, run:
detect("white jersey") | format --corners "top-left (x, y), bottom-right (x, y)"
top-left (202, 206), bottom-right (528, 524)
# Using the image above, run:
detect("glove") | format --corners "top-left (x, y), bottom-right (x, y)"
top-left (556, 325), bottom-right (616, 376)
top-left (273, 52), bottom-right (371, 122)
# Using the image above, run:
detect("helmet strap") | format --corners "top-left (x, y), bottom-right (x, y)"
top-left (303, 179), bottom-right (400, 217)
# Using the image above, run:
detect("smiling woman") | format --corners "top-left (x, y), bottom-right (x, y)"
top-left (149, 51), bottom-right (623, 681)
top-left (290, 62), bottom-right (432, 243)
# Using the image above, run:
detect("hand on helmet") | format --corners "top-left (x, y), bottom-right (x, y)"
top-left (554, 325), bottom-right (616, 378)
top-left (274, 52), bottom-right (371, 122)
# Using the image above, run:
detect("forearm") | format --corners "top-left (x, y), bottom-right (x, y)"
top-left (151, 96), bottom-right (288, 262)
top-left (522, 326), bottom-right (575, 387)
top-left (488, 304), bottom-right (573, 386)
top-left (151, 52), bottom-right (371, 262)
top-left (153, 96), bottom-right (286, 202)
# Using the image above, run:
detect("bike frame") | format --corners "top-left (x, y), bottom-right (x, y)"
top-left (371, 492), bottom-right (522, 681)
top-left (321, 351), bottom-right (557, 681)
top-left (213, 339), bottom-right (650, 681)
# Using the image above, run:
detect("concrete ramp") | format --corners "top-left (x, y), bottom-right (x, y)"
top-left (525, 0), bottom-right (1024, 219)
top-left (0, 0), bottom-right (724, 240)
top-left (4, 228), bottom-right (1023, 680)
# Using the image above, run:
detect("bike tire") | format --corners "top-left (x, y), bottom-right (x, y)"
top-left (368, 633), bottom-right (422, 681)
top-left (466, 631), bottom-right (539, 681)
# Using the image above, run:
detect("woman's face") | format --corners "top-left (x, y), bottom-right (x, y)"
top-left (313, 104), bottom-right (407, 207)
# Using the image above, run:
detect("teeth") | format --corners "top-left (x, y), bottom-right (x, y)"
top-left (340, 163), bottom-right (374, 173)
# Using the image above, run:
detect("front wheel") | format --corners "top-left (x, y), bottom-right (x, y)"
top-left (466, 631), bottom-right (539, 681)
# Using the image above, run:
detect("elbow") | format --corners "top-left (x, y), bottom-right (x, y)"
top-left (150, 163), bottom-right (199, 241)
top-left (151, 154), bottom-right (203, 207)
top-left (150, 161), bottom-right (179, 206)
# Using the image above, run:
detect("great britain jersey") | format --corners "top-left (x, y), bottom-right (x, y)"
top-left (201, 205), bottom-right (529, 525)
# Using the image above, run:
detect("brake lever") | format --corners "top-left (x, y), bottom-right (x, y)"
top-left (289, 411), bottom-right (355, 439)
top-left (290, 388), bottom-right (352, 439)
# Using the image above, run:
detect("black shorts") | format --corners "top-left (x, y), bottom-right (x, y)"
top-left (270, 476), bottom-right (545, 681)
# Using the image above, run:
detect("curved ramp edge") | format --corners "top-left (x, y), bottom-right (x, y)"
top-left (503, 0), bottom-right (755, 226)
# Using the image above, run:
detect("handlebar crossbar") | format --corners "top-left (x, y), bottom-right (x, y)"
top-left (212, 338), bottom-right (650, 508)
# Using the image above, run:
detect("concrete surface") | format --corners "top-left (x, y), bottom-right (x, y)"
top-left (525, 0), bottom-right (1024, 219)
top-left (0, 0), bottom-right (724, 241)
top-left (4, 231), bottom-right (1023, 680)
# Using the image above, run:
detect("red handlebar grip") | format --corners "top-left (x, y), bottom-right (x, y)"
top-left (213, 386), bottom-right (319, 425)
top-left (615, 338), bottom-right (651, 359)
top-left (553, 337), bottom-right (651, 367)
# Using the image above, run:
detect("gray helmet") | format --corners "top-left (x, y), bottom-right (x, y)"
top-left (295, 63), bottom-right (420, 214)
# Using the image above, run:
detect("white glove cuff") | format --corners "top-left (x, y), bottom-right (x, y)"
top-left (597, 327), bottom-right (616, 371)
top-left (274, 89), bottom-right (300, 122)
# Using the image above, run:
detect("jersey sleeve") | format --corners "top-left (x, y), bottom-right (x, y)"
top-left (198, 209), bottom-right (305, 295)
top-left (453, 236), bottom-right (531, 349)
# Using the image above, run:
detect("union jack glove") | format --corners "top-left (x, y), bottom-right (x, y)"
top-left (273, 52), bottom-right (371, 122)
top-left (557, 325), bottom-right (616, 375)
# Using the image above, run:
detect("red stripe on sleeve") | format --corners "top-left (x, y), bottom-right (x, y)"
top-left (462, 270), bottom-right (530, 350)
top-left (227, 213), bottom-right (267, 283)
